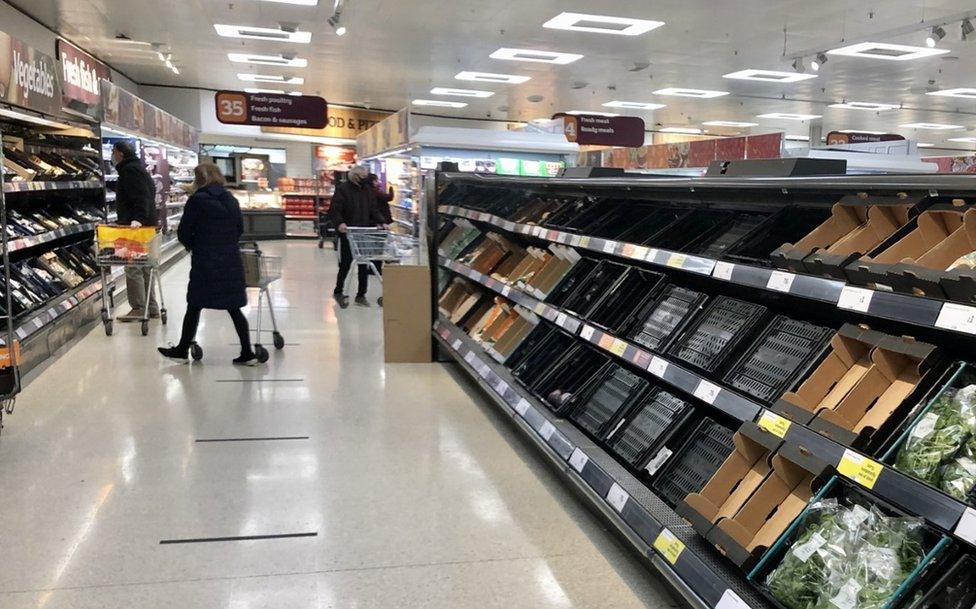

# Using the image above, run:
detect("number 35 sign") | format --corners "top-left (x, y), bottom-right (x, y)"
top-left (214, 91), bottom-right (328, 129)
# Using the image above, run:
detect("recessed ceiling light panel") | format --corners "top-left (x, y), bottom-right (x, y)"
top-left (238, 73), bottom-right (305, 84)
top-left (255, 0), bottom-right (317, 4)
top-left (566, 110), bottom-right (620, 117)
top-left (228, 53), bottom-right (308, 67)
top-left (412, 99), bottom-right (468, 108)
top-left (455, 71), bottom-right (531, 84)
top-left (244, 88), bottom-right (287, 94)
top-left (702, 120), bottom-right (759, 127)
top-left (723, 69), bottom-right (817, 83)
top-left (916, 142), bottom-right (935, 147)
top-left (542, 12), bottom-right (664, 36)
top-left (900, 122), bottom-right (963, 130)
top-left (785, 135), bottom-right (811, 141)
top-left (758, 112), bottom-right (822, 120)
top-left (828, 101), bottom-right (900, 111)
top-left (430, 87), bottom-right (494, 98)
top-left (653, 87), bottom-right (729, 98)
top-left (214, 24), bottom-right (311, 43)
top-left (602, 101), bottom-right (666, 110)
top-left (838, 129), bottom-right (887, 134)
top-left (826, 42), bottom-right (949, 61)
top-left (947, 137), bottom-right (976, 142)
top-left (660, 127), bottom-right (702, 134)
top-left (927, 88), bottom-right (976, 99)
top-left (490, 47), bottom-right (583, 64)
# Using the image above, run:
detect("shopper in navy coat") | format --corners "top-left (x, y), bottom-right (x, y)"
top-left (158, 163), bottom-right (258, 365)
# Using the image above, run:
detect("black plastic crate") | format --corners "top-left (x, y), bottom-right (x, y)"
top-left (569, 366), bottom-right (650, 438)
top-left (510, 326), bottom-right (576, 382)
top-left (505, 323), bottom-right (560, 373)
top-left (544, 199), bottom-right (620, 233)
top-left (691, 211), bottom-right (770, 258)
top-left (614, 206), bottom-right (690, 246)
top-left (722, 316), bottom-right (834, 405)
top-left (626, 285), bottom-right (708, 353)
top-left (648, 209), bottom-right (734, 252)
top-left (651, 418), bottom-right (737, 508)
top-left (725, 207), bottom-right (833, 265)
top-left (607, 387), bottom-right (696, 471)
top-left (531, 345), bottom-right (611, 414)
top-left (546, 257), bottom-right (598, 309)
top-left (667, 296), bottom-right (770, 374)
top-left (560, 260), bottom-right (629, 319)
top-left (588, 203), bottom-right (674, 241)
top-left (587, 268), bottom-right (667, 334)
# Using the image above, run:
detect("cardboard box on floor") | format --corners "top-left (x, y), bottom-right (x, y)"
top-left (383, 265), bottom-right (432, 363)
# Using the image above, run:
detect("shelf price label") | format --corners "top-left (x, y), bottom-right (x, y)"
top-left (606, 482), bottom-right (629, 513)
top-left (451, 338), bottom-right (462, 351)
top-left (632, 245), bottom-right (650, 260)
top-left (579, 236), bottom-right (591, 248)
top-left (767, 270), bottom-right (796, 293)
top-left (580, 324), bottom-right (596, 342)
top-left (533, 302), bottom-right (547, 316)
top-left (694, 379), bottom-right (721, 405)
top-left (648, 356), bottom-right (669, 378)
top-left (757, 410), bottom-right (792, 438)
top-left (501, 285), bottom-right (512, 298)
top-left (838, 286), bottom-right (874, 313)
top-left (539, 420), bottom-right (556, 441)
top-left (569, 235), bottom-right (582, 247)
top-left (666, 253), bottom-right (687, 269)
top-left (603, 239), bottom-right (617, 254)
top-left (493, 378), bottom-right (509, 395)
top-left (936, 303), bottom-right (976, 335)
top-left (653, 528), bottom-right (686, 565)
top-left (836, 449), bottom-right (883, 490)
top-left (556, 312), bottom-right (568, 328)
top-left (569, 448), bottom-right (589, 473)
top-left (464, 351), bottom-right (477, 364)
top-left (713, 261), bottom-right (735, 281)
top-left (645, 248), bottom-right (660, 262)
top-left (610, 338), bottom-right (628, 357)
top-left (716, 590), bottom-right (750, 609)
top-left (953, 507), bottom-right (976, 546)
top-left (515, 398), bottom-right (530, 417)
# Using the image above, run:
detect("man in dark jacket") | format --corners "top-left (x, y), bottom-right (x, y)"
top-left (330, 165), bottom-right (388, 308)
top-left (111, 141), bottom-right (159, 321)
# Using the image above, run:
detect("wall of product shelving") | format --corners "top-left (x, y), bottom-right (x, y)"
top-left (432, 173), bottom-right (976, 609)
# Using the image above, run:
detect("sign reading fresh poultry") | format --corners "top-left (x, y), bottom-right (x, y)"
top-left (214, 90), bottom-right (328, 129)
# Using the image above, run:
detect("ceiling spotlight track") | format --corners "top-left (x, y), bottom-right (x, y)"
top-left (329, 0), bottom-right (347, 36)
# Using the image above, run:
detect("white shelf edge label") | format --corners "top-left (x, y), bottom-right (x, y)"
top-left (648, 356), bottom-right (668, 378)
top-left (463, 351), bottom-right (476, 364)
top-left (837, 285), bottom-right (873, 313)
top-left (716, 589), bottom-right (750, 609)
top-left (539, 421), bottom-right (556, 441)
top-left (515, 398), bottom-right (530, 416)
top-left (645, 248), bottom-right (659, 262)
top-left (556, 312), bottom-right (568, 327)
top-left (767, 270), bottom-right (796, 293)
top-left (694, 379), bottom-right (721, 405)
top-left (569, 448), bottom-right (589, 473)
top-left (713, 261), bottom-right (735, 281)
top-left (603, 239), bottom-right (617, 254)
top-left (494, 379), bottom-right (509, 395)
top-left (954, 506), bottom-right (976, 545)
top-left (936, 302), bottom-right (976, 335)
top-left (580, 324), bottom-right (596, 341)
top-left (606, 483), bottom-right (629, 512)
top-left (451, 338), bottom-right (462, 350)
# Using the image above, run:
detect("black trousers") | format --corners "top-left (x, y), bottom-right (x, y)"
top-left (335, 234), bottom-right (382, 297)
top-left (177, 305), bottom-right (252, 353)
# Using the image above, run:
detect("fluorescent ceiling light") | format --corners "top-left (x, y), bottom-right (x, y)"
top-left (723, 69), bottom-right (817, 83)
top-left (412, 99), bottom-right (468, 108)
top-left (566, 110), bottom-right (619, 117)
top-left (542, 12), bottom-right (664, 36)
top-left (927, 88), bottom-right (976, 99)
top-left (659, 127), bottom-right (702, 134)
top-left (255, 0), bottom-right (317, 4)
top-left (490, 47), bottom-right (583, 65)
top-left (653, 87), bottom-right (729, 98)
top-left (238, 73), bottom-right (304, 84)
top-left (244, 88), bottom-right (286, 94)
top-left (455, 71), bottom-right (531, 84)
top-left (228, 53), bottom-right (307, 67)
top-left (758, 112), bottom-right (822, 121)
top-left (214, 24), bottom-right (311, 43)
top-left (828, 101), bottom-right (900, 111)
top-left (947, 137), bottom-right (976, 143)
top-left (900, 122), bottom-right (963, 130)
top-left (838, 129), bottom-right (887, 134)
top-left (602, 100), bottom-right (666, 110)
top-left (785, 135), bottom-right (810, 141)
top-left (917, 142), bottom-right (935, 147)
top-left (288, 91), bottom-right (302, 96)
top-left (430, 87), bottom-right (494, 98)
top-left (702, 120), bottom-right (758, 127)
top-left (826, 42), bottom-right (949, 61)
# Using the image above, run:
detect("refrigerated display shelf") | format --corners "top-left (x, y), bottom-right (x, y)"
top-left (438, 204), bottom-right (976, 340)
top-left (434, 318), bottom-right (771, 609)
top-left (6, 222), bottom-right (96, 253)
top-left (3, 180), bottom-right (103, 193)
top-left (438, 255), bottom-right (976, 550)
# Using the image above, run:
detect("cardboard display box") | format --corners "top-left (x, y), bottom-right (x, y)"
top-left (383, 265), bottom-right (432, 363)
top-left (889, 207), bottom-right (976, 303)
top-left (802, 203), bottom-right (913, 279)
top-left (771, 202), bottom-right (870, 273)
top-left (526, 245), bottom-right (579, 297)
top-left (492, 312), bottom-right (537, 361)
top-left (438, 277), bottom-right (476, 318)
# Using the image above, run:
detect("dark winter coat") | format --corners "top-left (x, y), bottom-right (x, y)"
top-left (376, 185), bottom-right (395, 224)
top-left (177, 183), bottom-right (247, 310)
top-left (115, 156), bottom-right (157, 226)
top-left (330, 179), bottom-right (386, 228)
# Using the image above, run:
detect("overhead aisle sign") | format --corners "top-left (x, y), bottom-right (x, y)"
top-left (215, 90), bottom-right (328, 129)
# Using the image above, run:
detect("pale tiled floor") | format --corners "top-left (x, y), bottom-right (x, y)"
top-left (0, 241), bottom-right (679, 609)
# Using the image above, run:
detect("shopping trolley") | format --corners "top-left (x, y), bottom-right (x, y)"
top-left (240, 242), bottom-right (284, 363)
top-left (95, 225), bottom-right (167, 337)
top-left (342, 227), bottom-right (418, 305)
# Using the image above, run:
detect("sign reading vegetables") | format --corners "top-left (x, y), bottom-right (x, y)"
top-left (215, 91), bottom-right (328, 129)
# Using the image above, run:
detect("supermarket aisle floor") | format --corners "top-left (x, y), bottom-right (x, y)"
top-left (0, 241), bottom-right (679, 609)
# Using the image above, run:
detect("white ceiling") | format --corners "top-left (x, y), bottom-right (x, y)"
top-left (12, 0), bottom-right (976, 146)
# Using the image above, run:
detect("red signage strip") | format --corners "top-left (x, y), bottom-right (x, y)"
top-left (215, 91), bottom-right (328, 129)
top-left (0, 30), bottom-right (61, 116)
top-left (558, 113), bottom-right (645, 148)
top-left (57, 39), bottom-right (110, 112)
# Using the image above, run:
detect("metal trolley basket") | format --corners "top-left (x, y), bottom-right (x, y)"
top-left (241, 242), bottom-right (284, 363)
top-left (95, 225), bottom-right (167, 337)
top-left (343, 227), bottom-right (418, 304)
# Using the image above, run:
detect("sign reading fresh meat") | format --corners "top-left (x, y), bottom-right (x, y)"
top-left (557, 113), bottom-right (646, 148)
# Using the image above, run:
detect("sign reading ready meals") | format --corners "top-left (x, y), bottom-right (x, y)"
top-left (215, 90), bottom-right (328, 129)
top-left (558, 113), bottom-right (645, 148)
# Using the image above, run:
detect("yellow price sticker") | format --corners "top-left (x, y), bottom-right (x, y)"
top-left (757, 410), bottom-right (792, 439)
top-left (610, 339), bottom-right (628, 356)
top-left (579, 236), bottom-right (591, 248)
top-left (666, 253), bottom-right (687, 268)
top-left (836, 449), bottom-right (883, 490)
top-left (533, 302), bottom-right (547, 315)
top-left (653, 528), bottom-right (686, 565)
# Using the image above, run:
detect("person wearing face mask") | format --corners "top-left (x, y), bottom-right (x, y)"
top-left (111, 141), bottom-right (159, 322)
top-left (330, 165), bottom-right (389, 308)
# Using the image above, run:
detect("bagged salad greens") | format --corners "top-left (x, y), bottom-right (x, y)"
top-left (765, 499), bottom-right (926, 609)
top-left (894, 385), bottom-right (976, 495)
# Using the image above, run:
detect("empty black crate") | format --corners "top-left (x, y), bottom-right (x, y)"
top-left (627, 285), bottom-right (708, 353)
top-left (531, 345), bottom-right (610, 414)
top-left (588, 268), bottom-right (667, 333)
top-left (546, 257), bottom-right (598, 309)
top-left (570, 366), bottom-right (650, 438)
top-left (667, 296), bottom-right (769, 374)
top-left (725, 207), bottom-right (833, 265)
top-left (588, 203), bottom-right (673, 241)
top-left (560, 260), bottom-right (630, 319)
top-left (544, 199), bottom-right (619, 232)
top-left (607, 388), bottom-right (696, 471)
top-left (614, 206), bottom-right (689, 246)
top-left (722, 316), bottom-right (834, 404)
top-left (692, 211), bottom-right (770, 259)
top-left (510, 326), bottom-right (576, 381)
top-left (652, 418), bottom-right (737, 508)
